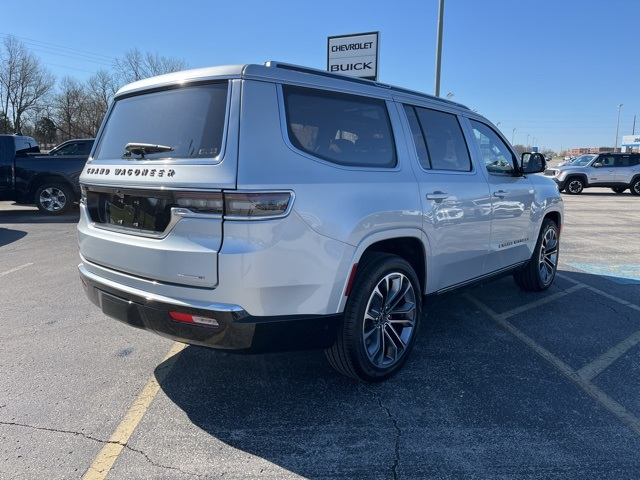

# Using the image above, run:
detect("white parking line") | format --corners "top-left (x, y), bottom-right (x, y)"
top-left (464, 279), bottom-right (640, 437)
top-left (0, 263), bottom-right (34, 277)
top-left (577, 330), bottom-right (640, 381)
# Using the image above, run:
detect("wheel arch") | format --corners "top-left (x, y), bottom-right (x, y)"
top-left (544, 210), bottom-right (562, 233)
top-left (29, 173), bottom-right (79, 200)
top-left (630, 174), bottom-right (640, 195)
top-left (564, 173), bottom-right (589, 186)
top-left (336, 229), bottom-right (428, 313)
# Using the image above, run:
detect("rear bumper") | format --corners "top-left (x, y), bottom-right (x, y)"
top-left (79, 265), bottom-right (342, 353)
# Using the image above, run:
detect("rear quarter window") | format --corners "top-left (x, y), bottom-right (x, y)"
top-left (283, 86), bottom-right (396, 168)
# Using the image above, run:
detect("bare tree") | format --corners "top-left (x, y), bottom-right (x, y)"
top-left (80, 69), bottom-right (119, 136)
top-left (0, 36), bottom-right (55, 133)
top-left (114, 48), bottom-right (188, 84)
top-left (53, 76), bottom-right (92, 139)
top-left (87, 69), bottom-right (118, 111)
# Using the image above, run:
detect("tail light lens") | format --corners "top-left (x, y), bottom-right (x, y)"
top-left (175, 191), bottom-right (293, 219)
top-left (175, 192), bottom-right (224, 214)
top-left (225, 192), bottom-right (292, 218)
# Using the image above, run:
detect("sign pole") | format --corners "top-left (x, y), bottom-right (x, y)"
top-left (434, 0), bottom-right (445, 97)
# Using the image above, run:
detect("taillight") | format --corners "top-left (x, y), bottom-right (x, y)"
top-left (174, 192), bottom-right (224, 214)
top-left (224, 192), bottom-right (292, 219)
top-left (174, 191), bottom-right (293, 219)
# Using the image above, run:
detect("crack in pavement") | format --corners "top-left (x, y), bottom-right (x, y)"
top-left (0, 420), bottom-right (201, 477)
top-left (367, 387), bottom-right (401, 480)
top-left (0, 420), bottom-right (105, 444)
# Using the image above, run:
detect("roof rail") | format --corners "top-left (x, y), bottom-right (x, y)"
top-left (263, 61), bottom-right (469, 110)
top-left (264, 61), bottom-right (385, 88)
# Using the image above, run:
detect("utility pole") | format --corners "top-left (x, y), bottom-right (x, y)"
top-left (434, 0), bottom-right (445, 97)
top-left (615, 104), bottom-right (623, 152)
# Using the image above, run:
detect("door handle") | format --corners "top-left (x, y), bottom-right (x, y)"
top-left (426, 191), bottom-right (449, 201)
top-left (493, 190), bottom-right (508, 198)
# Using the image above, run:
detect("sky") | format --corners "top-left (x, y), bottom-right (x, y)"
top-left (2, 0), bottom-right (638, 152)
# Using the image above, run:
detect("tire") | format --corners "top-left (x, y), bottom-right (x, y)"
top-left (564, 177), bottom-right (584, 194)
top-left (34, 183), bottom-right (74, 215)
top-left (631, 178), bottom-right (640, 196)
top-left (325, 253), bottom-right (421, 382)
top-left (513, 219), bottom-right (559, 292)
top-left (611, 187), bottom-right (626, 194)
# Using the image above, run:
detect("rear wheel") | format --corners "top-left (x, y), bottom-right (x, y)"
top-left (326, 253), bottom-right (421, 382)
top-left (611, 187), bottom-right (626, 193)
top-left (513, 219), bottom-right (559, 291)
top-left (631, 178), bottom-right (640, 196)
top-left (565, 178), bottom-right (584, 194)
top-left (34, 183), bottom-right (74, 215)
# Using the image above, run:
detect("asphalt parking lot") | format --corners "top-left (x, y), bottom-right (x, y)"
top-left (1, 189), bottom-right (639, 479)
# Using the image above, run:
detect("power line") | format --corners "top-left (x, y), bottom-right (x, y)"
top-left (0, 32), bottom-right (114, 62)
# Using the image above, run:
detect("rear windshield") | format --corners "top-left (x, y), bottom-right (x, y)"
top-left (93, 82), bottom-right (228, 161)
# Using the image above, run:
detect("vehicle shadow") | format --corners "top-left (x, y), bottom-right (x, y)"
top-left (0, 205), bottom-right (80, 224)
top-left (0, 227), bottom-right (28, 247)
top-left (154, 269), bottom-right (640, 477)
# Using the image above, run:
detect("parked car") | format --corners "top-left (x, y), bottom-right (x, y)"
top-left (0, 135), bottom-right (92, 214)
top-left (545, 152), bottom-right (640, 194)
top-left (77, 62), bottom-right (563, 382)
top-left (47, 138), bottom-right (94, 156)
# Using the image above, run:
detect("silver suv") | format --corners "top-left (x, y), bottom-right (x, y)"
top-left (77, 62), bottom-right (563, 382)
top-left (546, 153), bottom-right (640, 195)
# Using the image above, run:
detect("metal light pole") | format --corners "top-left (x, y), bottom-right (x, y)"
top-left (434, 0), bottom-right (445, 96)
top-left (512, 128), bottom-right (516, 145)
top-left (615, 104), bottom-right (623, 152)
top-left (527, 134), bottom-right (530, 147)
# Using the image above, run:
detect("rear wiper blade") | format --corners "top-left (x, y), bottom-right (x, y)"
top-left (124, 143), bottom-right (174, 158)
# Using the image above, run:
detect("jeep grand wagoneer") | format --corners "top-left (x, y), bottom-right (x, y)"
top-left (78, 62), bottom-right (563, 382)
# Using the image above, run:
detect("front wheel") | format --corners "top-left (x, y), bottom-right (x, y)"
top-left (513, 219), bottom-right (559, 291)
top-left (34, 183), bottom-right (74, 215)
top-left (630, 178), bottom-right (640, 196)
top-left (564, 178), bottom-right (584, 194)
top-left (325, 253), bottom-right (421, 382)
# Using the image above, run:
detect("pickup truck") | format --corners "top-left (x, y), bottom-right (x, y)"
top-left (0, 134), bottom-right (93, 215)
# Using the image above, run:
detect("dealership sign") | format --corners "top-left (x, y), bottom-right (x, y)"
top-left (327, 32), bottom-right (379, 80)
top-left (622, 135), bottom-right (640, 146)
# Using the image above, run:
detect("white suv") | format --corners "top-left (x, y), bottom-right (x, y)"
top-left (77, 62), bottom-right (563, 381)
top-left (546, 153), bottom-right (640, 194)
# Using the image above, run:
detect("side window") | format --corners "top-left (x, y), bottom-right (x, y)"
top-left (614, 156), bottom-right (631, 167)
top-left (403, 105), bottom-right (430, 169)
top-left (282, 86), bottom-right (396, 168)
top-left (55, 143), bottom-right (80, 155)
top-left (470, 120), bottom-right (517, 175)
top-left (405, 105), bottom-right (472, 172)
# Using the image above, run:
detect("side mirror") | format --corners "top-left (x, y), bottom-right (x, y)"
top-left (521, 152), bottom-right (546, 174)
top-left (593, 162), bottom-right (602, 168)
